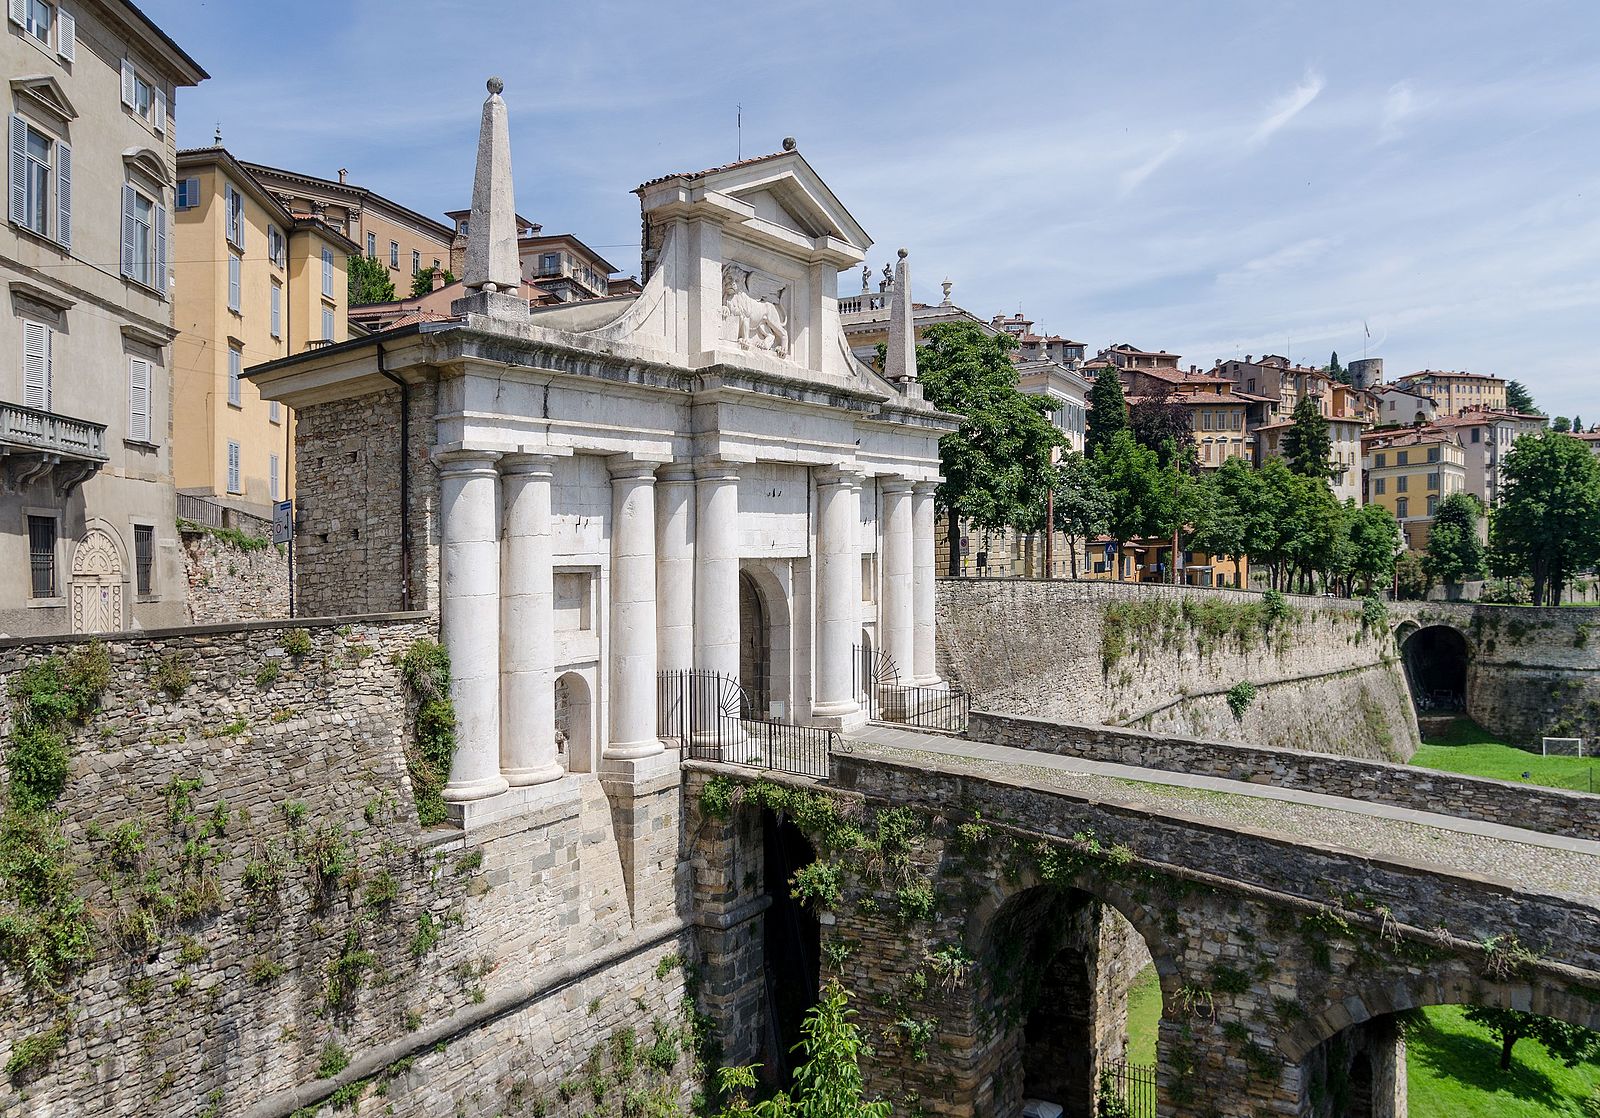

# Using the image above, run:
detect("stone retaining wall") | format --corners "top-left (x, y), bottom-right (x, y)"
top-left (968, 710), bottom-right (1600, 841)
top-left (180, 526), bottom-right (290, 624)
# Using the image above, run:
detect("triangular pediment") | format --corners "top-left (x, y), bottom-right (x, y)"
top-left (11, 75), bottom-right (77, 123)
top-left (698, 152), bottom-right (871, 253)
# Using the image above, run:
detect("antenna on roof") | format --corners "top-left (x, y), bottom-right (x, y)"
top-left (214, 121), bottom-right (223, 146)
top-left (736, 103), bottom-right (742, 160)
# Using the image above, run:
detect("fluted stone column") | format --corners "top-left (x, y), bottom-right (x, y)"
top-left (813, 466), bottom-right (863, 726)
top-left (880, 477), bottom-right (915, 682)
top-left (911, 481), bottom-right (942, 687)
top-left (606, 458), bottom-right (663, 760)
top-left (500, 453), bottom-right (563, 786)
top-left (694, 461), bottom-right (741, 682)
top-left (655, 464), bottom-right (697, 674)
top-left (438, 451), bottom-right (509, 802)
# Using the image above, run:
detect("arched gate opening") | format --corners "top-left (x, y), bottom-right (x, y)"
top-left (1400, 625), bottom-right (1469, 714)
top-left (762, 807), bottom-right (819, 1087)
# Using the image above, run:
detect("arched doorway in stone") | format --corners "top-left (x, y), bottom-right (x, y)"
top-left (554, 671), bottom-right (593, 773)
top-left (739, 571), bottom-right (770, 719)
top-left (1399, 625), bottom-right (1470, 714)
top-left (71, 527), bottom-right (125, 633)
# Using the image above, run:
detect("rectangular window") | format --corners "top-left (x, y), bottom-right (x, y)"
top-left (127, 356), bottom-right (151, 443)
top-left (1397, 475), bottom-right (1409, 492)
top-left (268, 454), bottom-right (279, 501)
top-left (224, 183), bottom-right (243, 248)
top-left (539, 252), bottom-right (560, 276)
top-left (1374, 452), bottom-right (1385, 467)
top-left (267, 226), bottom-right (284, 267)
top-left (1471, 428), bottom-right (1481, 443)
top-left (269, 400), bottom-right (281, 424)
top-left (366, 231), bottom-right (376, 259)
top-left (1427, 447), bottom-right (1440, 462)
top-left (1427, 495), bottom-right (1439, 516)
top-left (134, 524), bottom-right (154, 594)
top-left (24, 0), bottom-right (51, 45)
top-left (1427, 472), bottom-right (1440, 490)
top-left (1374, 477), bottom-right (1386, 495)
top-left (227, 251), bottom-right (240, 311)
top-left (411, 249), bottom-right (420, 275)
top-left (10, 116), bottom-right (51, 238)
top-left (321, 305), bottom-right (334, 341)
top-left (432, 258), bottom-right (440, 271)
top-left (226, 440), bottom-right (241, 493)
top-left (269, 280), bottom-right (281, 337)
top-left (27, 514), bottom-right (56, 598)
top-left (389, 241), bottom-right (398, 268)
top-left (1397, 450), bottom-right (1409, 465)
top-left (1396, 497), bottom-right (1409, 519)
top-left (176, 177), bottom-right (199, 209)
top-left (321, 246), bottom-right (333, 298)
top-left (22, 318), bottom-right (51, 411)
top-left (228, 345), bottom-right (241, 406)
top-left (121, 184), bottom-right (165, 291)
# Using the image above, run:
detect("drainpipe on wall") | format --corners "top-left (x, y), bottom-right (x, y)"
top-left (375, 344), bottom-right (413, 611)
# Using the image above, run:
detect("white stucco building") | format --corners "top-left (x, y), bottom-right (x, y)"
top-left (249, 82), bottom-right (954, 826)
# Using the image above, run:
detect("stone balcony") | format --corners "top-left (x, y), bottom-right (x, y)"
top-left (837, 292), bottom-right (890, 317)
top-left (0, 400), bottom-right (108, 494)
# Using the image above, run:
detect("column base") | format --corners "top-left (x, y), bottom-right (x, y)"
top-left (811, 701), bottom-right (869, 733)
top-left (445, 772), bottom-right (582, 830)
top-left (441, 773), bottom-right (510, 804)
top-left (503, 760), bottom-right (567, 787)
top-left (603, 739), bottom-right (667, 761)
top-left (908, 675), bottom-right (946, 690)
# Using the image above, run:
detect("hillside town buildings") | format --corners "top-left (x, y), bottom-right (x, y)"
top-left (1363, 428), bottom-right (1469, 549)
top-left (1393, 369), bottom-right (1507, 415)
top-left (2, 0), bottom-right (205, 635)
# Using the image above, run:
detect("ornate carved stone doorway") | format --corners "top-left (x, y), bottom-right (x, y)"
top-left (71, 528), bottom-right (124, 633)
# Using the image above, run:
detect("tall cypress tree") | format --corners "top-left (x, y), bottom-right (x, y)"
top-left (1086, 365), bottom-right (1129, 460)
top-left (1281, 395), bottom-right (1333, 478)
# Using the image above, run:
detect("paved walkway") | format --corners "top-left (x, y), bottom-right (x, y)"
top-left (845, 722), bottom-right (1600, 900)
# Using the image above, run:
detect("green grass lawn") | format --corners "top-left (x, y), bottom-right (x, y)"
top-left (1408, 1005), bottom-right (1600, 1117)
top-left (1124, 964), bottom-right (1161, 1066)
top-left (1409, 719), bottom-right (1600, 795)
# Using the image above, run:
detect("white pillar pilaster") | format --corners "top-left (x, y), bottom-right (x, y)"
top-left (500, 453), bottom-right (563, 787)
top-left (694, 461), bottom-right (742, 683)
top-left (880, 478), bottom-right (916, 682)
top-left (606, 457), bottom-right (663, 760)
top-left (655, 463), bottom-right (697, 674)
top-left (911, 481), bottom-right (941, 687)
top-left (812, 466), bottom-right (864, 728)
top-left (438, 450), bottom-right (509, 803)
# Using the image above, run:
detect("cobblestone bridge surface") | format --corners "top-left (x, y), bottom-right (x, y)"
top-left (689, 723), bottom-right (1600, 1118)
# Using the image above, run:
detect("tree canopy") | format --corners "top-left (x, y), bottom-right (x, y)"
top-left (1462, 1005), bottom-right (1600, 1073)
top-left (1050, 452), bottom-right (1109, 579)
top-left (1327, 350), bottom-right (1350, 386)
top-left (1505, 379), bottom-right (1539, 415)
top-left (1093, 430), bottom-right (1172, 575)
top-left (348, 253), bottom-right (395, 305)
top-left (1085, 365), bottom-right (1129, 460)
top-left (916, 322), bottom-right (1064, 574)
top-left (1130, 386), bottom-right (1195, 469)
top-left (1280, 395), bottom-right (1332, 478)
top-left (1490, 431), bottom-right (1600, 605)
top-left (1424, 492), bottom-right (1487, 591)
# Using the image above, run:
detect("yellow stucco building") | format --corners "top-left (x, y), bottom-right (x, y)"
top-left (171, 148), bottom-right (354, 514)
top-left (1363, 429), bottom-right (1467, 551)
top-left (1392, 370), bottom-right (1506, 416)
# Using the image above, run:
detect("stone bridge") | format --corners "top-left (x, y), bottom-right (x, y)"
top-left (687, 727), bottom-right (1600, 1118)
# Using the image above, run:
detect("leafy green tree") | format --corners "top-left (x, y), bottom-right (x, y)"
top-left (1424, 492), bottom-right (1487, 593)
top-left (1327, 350), bottom-right (1350, 385)
top-left (1050, 452), bottom-right (1109, 579)
top-left (1129, 386), bottom-right (1195, 469)
top-left (410, 266), bottom-right (457, 297)
top-left (1490, 430), bottom-right (1600, 604)
top-left (1553, 416), bottom-right (1573, 433)
top-left (1577, 414), bottom-right (1587, 434)
top-left (916, 323), bottom-right (1065, 575)
top-left (1085, 365), bottom-right (1129, 460)
top-left (1504, 379), bottom-right (1538, 414)
top-left (715, 980), bottom-right (890, 1118)
top-left (1188, 458), bottom-right (1261, 574)
top-left (348, 253), bottom-right (395, 305)
top-left (1093, 430), bottom-right (1171, 580)
top-left (1394, 551), bottom-right (1431, 600)
top-left (1462, 1005), bottom-right (1600, 1072)
top-left (1280, 395), bottom-right (1332, 478)
top-left (1338, 502), bottom-right (1402, 596)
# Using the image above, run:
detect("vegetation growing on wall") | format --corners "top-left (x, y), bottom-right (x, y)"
top-left (397, 640), bottom-right (458, 826)
top-left (1100, 592), bottom-right (1301, 673)
top-left (177, 518), bottom-right (270, 553)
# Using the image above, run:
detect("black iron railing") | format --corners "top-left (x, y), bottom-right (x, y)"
top-left (1099, 1059), bottom-right (1157, 1118)
top-left (658, 669), bottom-right (834, 780)
top-left (852, 645), bottom-right (971, 732)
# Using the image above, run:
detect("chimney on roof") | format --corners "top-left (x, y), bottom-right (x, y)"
top-left (431, 266), bottom-right (447, 292)
top-left (338, 168), bottom-right (348, 184)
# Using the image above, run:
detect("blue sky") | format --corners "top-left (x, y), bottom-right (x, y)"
top-left (149, 1), bottom-right (1600, 418)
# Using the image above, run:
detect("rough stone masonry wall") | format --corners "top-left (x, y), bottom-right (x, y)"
top-left (968, 710), bottom-right (1600, 841)
top-left (294, 381), bottom-right (441, 619)
top-left (937, 579), bottom-right (1419, 761)
top-left (181, 527), bottom-right (290, 624)
top-left (0, 617), bottom-right (696, 1118)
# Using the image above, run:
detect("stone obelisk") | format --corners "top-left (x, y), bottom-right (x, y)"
top-left (454, 77), bottom-right (524, 317)
top-left (884, 247), bottom-right (917, 383)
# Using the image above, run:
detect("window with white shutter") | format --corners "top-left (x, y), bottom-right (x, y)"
top-left (321, 306), bottom-right (334, 341)
top-left (154, 200), bottom-right (166, 296)
top-left (321, 247), bottom-right (333, 298)
top-left (21, 0), bottom-right (49, 44)
top-left (22, 318), bottom-right (51, 411)
top-left (227, 345), bottom-right (241, 406)
top-left (176, 177), bottom-right (198, 209)
top-left (127, 356), bottom-right (151, 443)
top-left (120, 183), bottom-right (136, 278)
top-left (7, 0), bottom-right (26, 30)
top-left (11, 116), bottom-right (52, 237)
top-left (121, 58), bottom-right (135, 108)
top-left (226, 441), bottom-right (241, 493)
top-left (54, 140), bottom-right (69, 247)
top-left (227, 252), bottom-right (240, 311)
top-left (224, 184), bottom-right (242, 249)
top-left (269, 280), bottom-right (281, 338)
top-left (56, 7), bottom-right (73, 60)
top-left (269, 400), bottom-right (281, 424)
top-left (269, 454), bottom-right (279, 501)
top-left (154, 89), bottom-right (166, 134)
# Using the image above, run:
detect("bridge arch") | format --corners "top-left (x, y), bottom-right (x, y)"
top-left (1398, 622), bottom-right (1472, 715)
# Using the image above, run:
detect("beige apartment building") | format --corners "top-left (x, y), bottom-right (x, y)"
top-left (171, 148), bottom-right (354, 515)
top-left (2, 0), bottom-right (205, 635)
top-left (1364, 429), bottom-right (1468, 550)
top-left (1393, 369), bottom-right (1506, 415)
top-left (244, 161), bottom-right (454, 299)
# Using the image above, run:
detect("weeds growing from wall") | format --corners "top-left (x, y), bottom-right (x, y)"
top-left (398, 641), bottom-right (457, 826)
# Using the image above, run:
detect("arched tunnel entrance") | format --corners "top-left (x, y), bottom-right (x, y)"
top-left (762, 807), bottom-right (819, 1086)
top-left (1400, 625), bottom-right (1469, 714)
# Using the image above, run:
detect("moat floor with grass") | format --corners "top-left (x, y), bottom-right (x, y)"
top-left (1409, 718), bottom-right (1600, 795)
top-left (1122, 969), bottom-right (1600, 1115)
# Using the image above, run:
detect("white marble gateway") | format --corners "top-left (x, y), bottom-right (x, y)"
top-left (250, 81), bottom-right (954, 821)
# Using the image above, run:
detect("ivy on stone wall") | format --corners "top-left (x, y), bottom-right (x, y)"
top-left (1100, 595), bottom-right (1301, 674)
top-left (397, 641), bottom-right (458, 826)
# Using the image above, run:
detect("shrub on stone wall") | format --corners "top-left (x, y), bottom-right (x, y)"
top-left (1226, 682), bottom-right (1258, 722)
top-left (398, 640), bottom-right (457, 826)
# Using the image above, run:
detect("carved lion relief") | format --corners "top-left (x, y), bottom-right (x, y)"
top-left (721, 263), bottom-right (791, 359)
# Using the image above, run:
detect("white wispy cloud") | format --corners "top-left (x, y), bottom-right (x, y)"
top-left (1217, 237), bottom-right (1340, 285)
top-left (1249, 69), bottom-right (1325, 147)
top-left (1120, 133), bottom-right (1186, 196)
top-left (1380, 81), bottom-right (1418, 143)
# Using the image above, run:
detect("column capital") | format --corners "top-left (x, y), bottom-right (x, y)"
top-left (694, 458), bottom-right (742, 482)
top-left (879, 476), bottom-right (915, 495)
top-left (608, 454), bottom-right (662, 480)
top-left (500, 451), bottom-right (558, 477)
top-left (433, 447), bottom-right (503, 473)
top-left (816, 465), bottom-right (865, 488)
top-left (912, 479), bottom-right (940, 497)
top-left (656, 462), bottom-right (698, 483)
